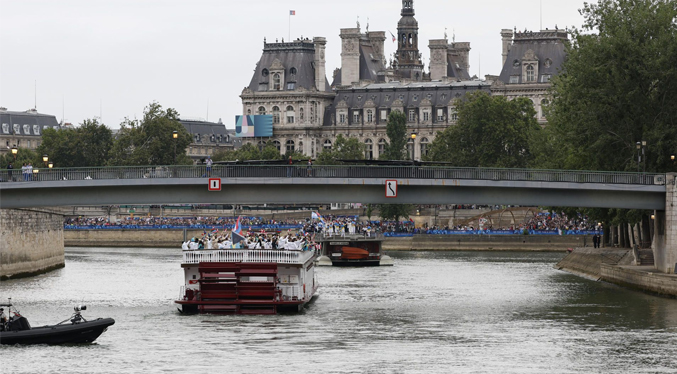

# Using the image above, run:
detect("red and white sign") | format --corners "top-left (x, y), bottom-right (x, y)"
top-left (385, 180), bottom-right (398, 198)
top-left (208, 178), bottom-right (221, 191)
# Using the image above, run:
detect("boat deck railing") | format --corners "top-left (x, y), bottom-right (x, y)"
top-left (182, 249), bottom-right (316, 265)
top-left (316, 233), bottom-right (383, 241)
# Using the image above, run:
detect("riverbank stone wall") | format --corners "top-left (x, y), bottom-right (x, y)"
top-left (0, 209), bottom-right (65, 279)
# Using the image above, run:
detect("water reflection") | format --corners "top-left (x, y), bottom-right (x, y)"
top-left (1, 248), bottom-right (676, 374)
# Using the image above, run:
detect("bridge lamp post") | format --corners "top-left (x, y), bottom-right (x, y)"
top-left (172, 131), bottom-right (178, 164)
top-left (42, 154), bottom-right (49, 167)
top-left (641, 141), bottom-right (647, 173)
top-left (32, 168), bottom-right (38, 181)
top-left (11, 146), bottom-right (17, 160)
top-left (410, 132), bottom-right (417, 164)
top-left (48, 162), bottom-right (53, 169)
top-left (636, 142), bottom-right (641, 173)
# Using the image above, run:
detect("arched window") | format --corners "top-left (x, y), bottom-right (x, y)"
top-left (257, 106), bottom-right (266, 115)
top-left (262, 69), bottom-right (269, 77)
top-left (526, 65), bottom-right (535, 82)
top-left (378, 138), bottom-right (386, 157)
top-left (273, 73), bottom-right (281, 90)
top-left (290, 67), bottom-right (297, 76)
top-left (540, 99), bottom-right (549, 119)
top-left (286, 140), bottom-right (295, 153)
top-left (273, 140), bottom-right (281, 152)
top-left (247, 109), bottom-right (251, 115)
top-left (420, 138), bottom-right (430, 157)
top-left (365, 139), bottom-right (374, 160)
top-left (366, 109), bottom-right (374, 123)
top-left (300, 108), bottom-right (304, 120)
top-left (286, 106), bottom-right (295, 124)
top-left (272, 106), bottom-right (280, 124)
top-left (323, 139), bottom-right (332, 151)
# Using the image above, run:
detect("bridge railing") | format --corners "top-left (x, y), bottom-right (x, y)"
top-left (0, 165), bottom-right (665, 185)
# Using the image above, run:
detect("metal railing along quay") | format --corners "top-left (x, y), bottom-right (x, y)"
top-left (0, 165), bottom-right (666, 186)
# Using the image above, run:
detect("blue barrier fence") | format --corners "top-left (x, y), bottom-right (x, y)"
top-left (383, 229), bottom-right (603, 237)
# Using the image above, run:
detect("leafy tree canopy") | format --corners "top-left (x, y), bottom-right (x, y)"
top-left (36, 118), bottom-right (113, 168)
top-left (109, 102), bottom-right (192, 166)
top-left (378, 203), bottom-right (413, 222)
top-left (212, 142), bottom-right (282, 162)
top-left (546, 0), bottom-right (677, 173)
top-left (381, 110), bottom-right (408, 161)
top-left (1, 147), bottom-right (39, 169)
top-left (316, 134), bottom-right (365, 165)
top-left (426, 92), bottom-right (541, 168)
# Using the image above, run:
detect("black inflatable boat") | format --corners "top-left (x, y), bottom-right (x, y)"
top-left (0, 301), bottom-right (115, 345)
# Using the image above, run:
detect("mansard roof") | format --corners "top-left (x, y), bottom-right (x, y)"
top-left (331, 43), bottom-right (387, 87)
top-left (446, 53), bottom-right (470, 80)
top-left (0, 109), bottom-right (60, 136)
top-left (328, 80), bottom-right (491, 123)
top-left (247, 39), bottom-right (332, 93)
top-left (498, 30), bottom-right (569, 84)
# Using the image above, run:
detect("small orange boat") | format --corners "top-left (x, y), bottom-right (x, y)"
top-left (340, 246), bottom-right (370, 260)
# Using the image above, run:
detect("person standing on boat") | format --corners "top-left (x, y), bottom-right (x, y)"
top-left (0, 308), bottom-right (6, 331)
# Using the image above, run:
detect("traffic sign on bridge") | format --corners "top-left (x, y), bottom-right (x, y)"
top-left (208, 178), bottom-right (221, 191)
top-left (386, 180), bottom-right (397, 198)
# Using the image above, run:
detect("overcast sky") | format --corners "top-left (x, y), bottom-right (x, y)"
top-left (0, 0), bottom-right (591, 129)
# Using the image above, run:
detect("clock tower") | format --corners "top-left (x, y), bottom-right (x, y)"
top-left (395, 0), bottom-right (424, 81)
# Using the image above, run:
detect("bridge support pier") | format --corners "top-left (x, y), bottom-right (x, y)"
top-left (653, 173), bottom-right (677, 274)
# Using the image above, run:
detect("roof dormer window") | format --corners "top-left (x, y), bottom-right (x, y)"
top-left (273, 73), bottom-right (281, 90)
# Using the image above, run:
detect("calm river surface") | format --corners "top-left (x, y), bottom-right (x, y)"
top-left (2, 248), bottom-right (677, 373)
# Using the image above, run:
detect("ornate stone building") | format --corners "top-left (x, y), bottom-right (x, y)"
top-left (178, 118), bottom-right (239, 163)
top-left (240, 38), bottom-right (335, 157)
top-left (0, 107), bottom-right (61, 156)
top-left (239, 1), bottom-right (566, 159)
top-left (491, 28), bottom-right (569, 125)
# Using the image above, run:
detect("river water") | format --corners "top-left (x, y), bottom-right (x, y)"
top-left (2, 248), bottom-right (677, 373)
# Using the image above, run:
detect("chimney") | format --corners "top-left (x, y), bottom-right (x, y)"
top-left (501, 29), bottom-right (514, 66)
top-left (340, 28), bottom-right (361, 86)
top-left (428, 39), bottom-right (448, 80)
top-left (313, 37), bottom-right (327, 92)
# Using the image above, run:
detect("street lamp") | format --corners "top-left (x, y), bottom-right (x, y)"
top-left (172, 131), bottom-right (178, 164)
top-left (48, 162), bottom-right (53, 169)
top-left (641, 141), bottom-right (647, 173)
top-left (32, 168), bottom-right (38, 181)
top-left (11, 146), bottom-right (17, 160)
top-left (410, 132), bottom-right (417, 164)
top-left (42, 154), bottom-right (49, 167)
top-left (636, 142), bottom-right (641, 173)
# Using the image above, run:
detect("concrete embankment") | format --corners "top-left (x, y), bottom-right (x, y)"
top-left (65, 229), bottom-right (586, 251)
top-left (383, 234), bottom-right (585, 251)
top-left (556, 248), bottom-right (677, 297)
top-left (1, 209), bottom-right (65, 280)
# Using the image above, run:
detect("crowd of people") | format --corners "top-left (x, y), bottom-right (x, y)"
top-left (64, 212), bottom-right (600, 236)
top-left (182, 230), bottom-right (317, 251)
top-left (64, 216), bottom-right (305, 229)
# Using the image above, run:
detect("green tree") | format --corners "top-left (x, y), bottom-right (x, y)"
top-left (546, 0), bottom-right (677, 173)
top-left (426, 92), bottom-right (541, 167)
top-left (212, 142), bottom-right (283, 162)
top-left (378, 203), bottom-right (413, 222)
top-left (36, 118), bottom-right (113, 167)
top-left (109, 102), bottom-right (192, 165)
top-left (1, 147), bottom-right (39, 170)
top-left (541, 0), bottom-right (677, 246)
top-left (316, 134), bottom-right (365, 165)
top-left (381, 110), bottom-right (408, 161)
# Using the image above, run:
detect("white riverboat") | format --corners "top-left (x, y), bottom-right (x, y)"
top-left (175, 249), bottom-right (318, 315)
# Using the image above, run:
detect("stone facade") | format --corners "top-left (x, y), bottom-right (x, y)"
top-left (491, 28), bottom-right (569, 126)
top-left (0, 108), bottom-right (61, 156)
top-left (0, 208), bottom-right (64, 279)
